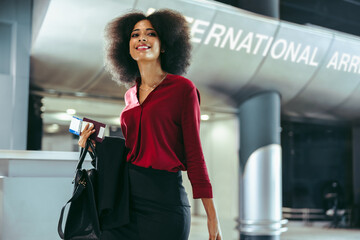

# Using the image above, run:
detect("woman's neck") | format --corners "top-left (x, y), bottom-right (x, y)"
top-left (137, 60), bottom-right (166, 87)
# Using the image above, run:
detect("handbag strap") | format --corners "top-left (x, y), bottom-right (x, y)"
top-left (77, 139), bottom-right (97, 170)
top-left (77, 141), bottom-right (89, 170)
top-left (58, 170), bottom-right (87, 239)
top-left (58, 140), bottom-right (100, 239)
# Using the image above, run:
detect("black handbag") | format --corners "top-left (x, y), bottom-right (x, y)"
top-left (58, 139), bottom-right (101, 240)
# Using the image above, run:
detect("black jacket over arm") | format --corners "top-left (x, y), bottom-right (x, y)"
top-left (95, 137), bottom-right (129, 230)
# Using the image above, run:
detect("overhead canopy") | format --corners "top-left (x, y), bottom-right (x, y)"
top-left (31, 0), bottom-right (360, 121)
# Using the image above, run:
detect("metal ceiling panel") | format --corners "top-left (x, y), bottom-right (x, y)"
top-left (187, 7), bottom-right (279, 99)
top-left (250, 22), bottom-right (332, 104)
top-left (31, 0), bottom-right (137, 91)
top-left (332, 83), bottom-right (360, 120)
top-left (82, 70), bottom-right (127, 99)
top-left (284, 33), bottom-right (360, 119)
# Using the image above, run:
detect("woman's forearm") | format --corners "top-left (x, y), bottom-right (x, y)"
top-left (201, 198), bottom-right (218, 220)
top-left (201, 198), bottom-right (222, 239)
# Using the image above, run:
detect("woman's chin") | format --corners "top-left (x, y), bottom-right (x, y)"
top-left (134, 56), bottom-right (161, 63)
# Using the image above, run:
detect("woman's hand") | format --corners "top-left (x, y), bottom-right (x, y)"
top-left (78, 123), bottom-right (96, 152)
top-left (207, 217), bottom-right (222, 240)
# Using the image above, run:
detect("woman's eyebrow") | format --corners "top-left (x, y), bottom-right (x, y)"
top-left (132, 28), bottom-right (155, 32)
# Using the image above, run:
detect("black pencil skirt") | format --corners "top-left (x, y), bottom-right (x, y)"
top-left (101, 163), bottom-right (191, 240)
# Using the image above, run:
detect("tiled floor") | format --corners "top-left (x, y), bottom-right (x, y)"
top-left (282, 224), bottom-right (360, 240)
top-left (189, 216), bottom-right (360, 240)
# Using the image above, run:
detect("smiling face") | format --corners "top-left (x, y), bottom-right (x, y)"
top-left (129, 20), bottom-right (162, 63)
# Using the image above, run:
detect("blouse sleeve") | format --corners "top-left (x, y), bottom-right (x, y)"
top-left (181, 82), bottom-right (213, 199)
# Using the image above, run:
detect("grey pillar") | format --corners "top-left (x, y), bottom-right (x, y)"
top-left (237, 92), bottom-right (286, 240)
top-left (0, 0), bottom-right (32, 150)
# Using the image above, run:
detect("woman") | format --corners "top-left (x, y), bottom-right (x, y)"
top-left (79, 9), bottom-right (222, 240)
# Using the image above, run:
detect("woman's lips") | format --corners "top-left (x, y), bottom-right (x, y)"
top-left (136, 45), bottom-right (151, 50)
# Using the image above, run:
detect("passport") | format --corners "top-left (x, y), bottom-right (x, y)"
top-left (82, 117), bottom-right (106, 143)
top-left (69, 116), bottom-right (106, 143)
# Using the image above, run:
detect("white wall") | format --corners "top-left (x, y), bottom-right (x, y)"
top-left (183, 116), bottom-right (239, 220)
top-left (42, 134), bottom-right (76, 151)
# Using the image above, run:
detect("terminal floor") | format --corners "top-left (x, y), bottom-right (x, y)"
top-left (189, 216), bottom-right (360, 240)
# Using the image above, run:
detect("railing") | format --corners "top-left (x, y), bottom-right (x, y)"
top-left (283, 207), bottom-right (352, 227)
top-left (282, 207), bottom-right (327, 222)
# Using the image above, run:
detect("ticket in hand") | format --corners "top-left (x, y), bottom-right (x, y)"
top-left (69, 116), bottom-right (106, 142)
top-left (69, 116), bottom-right (83, 136)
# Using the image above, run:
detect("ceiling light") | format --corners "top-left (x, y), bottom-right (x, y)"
top-left (66, 108), bottom-right (76, 115)
top-left (55, 113), bottom-right (73, 121)
top-left (46, 124), bottom-right (60, 133)
top-left (75, 92), bottom-right (86, 97)
top-left (201, 114), bottom-right (210, 121)
top-left (146, 8), bottom-right (156, 15)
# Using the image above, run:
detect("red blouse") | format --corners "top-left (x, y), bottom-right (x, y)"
top-left (120, 74), bottom-right (213, 199)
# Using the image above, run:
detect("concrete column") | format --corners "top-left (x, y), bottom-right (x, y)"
top-left (237, 92), bottom-right (286, 240)
top-left (0, 0), bottom-right (32, 150)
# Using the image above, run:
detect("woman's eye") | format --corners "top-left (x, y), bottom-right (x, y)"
top-left (131, 33), bottom-right (139, 38)
top-left (148, 32), bottom-right (157, 37)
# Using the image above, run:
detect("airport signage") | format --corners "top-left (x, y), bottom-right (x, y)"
top-left (188, 18), bottom-right (360, 75)
top-left (146, 7), bottom-right (360, 76)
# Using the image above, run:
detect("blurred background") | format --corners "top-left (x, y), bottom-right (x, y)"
top-left (1, 0), bottom-right (360, 239)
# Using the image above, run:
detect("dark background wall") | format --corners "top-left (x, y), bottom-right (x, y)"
top-left (352, 127), bottom-right (360, 226)
top-left (215, 0), bottom-right (360, 37)
top-left (281, 121), bottom-right (353, 209)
